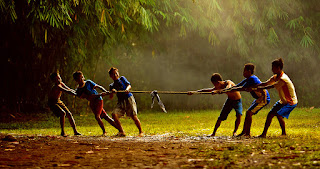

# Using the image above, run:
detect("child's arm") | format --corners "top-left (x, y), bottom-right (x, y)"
top-left (188, 87), bottom-right (215, 95)
top-left (94, 84), bottom-right (108, 93)
top-left (124, 84), bottom-right (131, 93)
top-left (57, 84), bottom-right (77, 96)
top-left (60, 82), bottom-right (73, 90)
top-left (248, 81), bottom-right (275, 91)
top-left (213, 80), bottom-right (236, 94)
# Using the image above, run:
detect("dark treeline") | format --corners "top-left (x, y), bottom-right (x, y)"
top-left (1, 0), bottom-right (319, 115)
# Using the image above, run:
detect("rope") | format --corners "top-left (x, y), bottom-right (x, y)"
top-left (115, 90), bottom-right (212, 94)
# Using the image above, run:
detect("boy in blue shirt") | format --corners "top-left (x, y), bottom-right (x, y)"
top-left (73, 71), bottom-right (118, 136)
top-left (226, 63), bottom-right (270, 137)
top-left (108, 67), bottom-right (143, 137)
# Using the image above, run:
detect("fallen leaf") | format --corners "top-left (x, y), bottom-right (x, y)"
top-left (4, 149), bottom-right (14, 151)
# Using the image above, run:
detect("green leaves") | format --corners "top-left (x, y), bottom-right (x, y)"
top-left (287, 16), bottom-right (316, 48)
top-left (300, 34), bottom-right (314, 48)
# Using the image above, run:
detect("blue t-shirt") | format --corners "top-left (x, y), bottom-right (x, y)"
top-left (237, 75), bottom-right (270, 101)
top-left (109, 76), bottom-right (133, 101)
top-left (76, 80), bottom-right (102, 100)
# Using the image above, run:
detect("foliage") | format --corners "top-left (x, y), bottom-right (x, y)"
top-left (1, 0), bottom-right (320, 112)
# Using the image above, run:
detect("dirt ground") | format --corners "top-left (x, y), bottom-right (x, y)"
top-left (0, 133), bottom-right (317, 168)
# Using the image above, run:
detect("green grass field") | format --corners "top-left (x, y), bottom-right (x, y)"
top-left (1, 108), bottom-right (319, 168)
top-left (0, 108), bottom-right (319, 139)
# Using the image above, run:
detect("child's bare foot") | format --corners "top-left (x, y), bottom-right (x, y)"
top-left (114, 132), bottom-right (126, 137)
top-left (207, 133), bottom-right (215, 137)
top-left (74, 132), bottom-right (82, 136)
top-left (257, 134), bottom-right (266, 138)
top-left (61, 132), bottom-right (67, 137)
top-left (236, 132), bottom-right (245, 137)
top-left (102, 133), bottom-right (107, 137)
top-left (279, 134), bottom-right (287, 138)
top-left (137, 133), bottom-right (144, 137)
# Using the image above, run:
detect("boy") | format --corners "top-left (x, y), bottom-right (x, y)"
top-left (48, 72), bottom-right (81, 136)
top-left (225, 63), bottom-right (270, 137)
top-left (251, 58), bottom-right (297, 138)
top-left (188, 73), bottom-right (242, 137)
top-left (108, 67), bottom-right (143, 137)
top-left (73, 71), bottom-right (118, 136)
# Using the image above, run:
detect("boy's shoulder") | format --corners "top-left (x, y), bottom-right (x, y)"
top-left (225, 80), bottom-right (235, 84)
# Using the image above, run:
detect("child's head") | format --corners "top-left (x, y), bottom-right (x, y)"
top-left (271, 58), bottom-right (284, 74)
top-left (211, 73), bottom-right (223, 85)
top-left (73, 71), bottom-right (84, 83)
top-left (50, 72), bottom-right (61, 83)
top-left (243, 63), bottom-right (255, 78)
top-left (108, 67), bottom-right (119, 80)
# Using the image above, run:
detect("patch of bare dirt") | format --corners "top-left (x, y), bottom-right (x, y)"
top-left (0, 133), bottom-right (315, 168)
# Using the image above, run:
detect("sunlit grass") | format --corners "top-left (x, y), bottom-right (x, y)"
top-left (0, 108), bottom-right (319, 139)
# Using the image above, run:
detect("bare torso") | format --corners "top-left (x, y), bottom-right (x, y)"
top-left (49, 84), bottom-right (62, 101)
top-left (216, 80), bottom-right (241, 100)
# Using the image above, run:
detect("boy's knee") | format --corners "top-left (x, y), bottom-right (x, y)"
top-left (95, 115), bottom-right (101, 120)
top-left (246, 110), bottom-right (254, 116)
top-left (218, 116), bottom-right (227, 121)
top-left (59, 111), bottom-right (66, 117)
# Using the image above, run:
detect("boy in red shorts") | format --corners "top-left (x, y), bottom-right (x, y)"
top-left (73, 71), bottom-right (119, 136)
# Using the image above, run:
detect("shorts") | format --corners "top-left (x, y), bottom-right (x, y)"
top-left (270, 101), bottom-right (297, 119)
top-left (48, 99), bottom-right (70, 117)
top-left (112, 96), bottom-right (137, 117)
top-left (248, 99), bottom-right (270, 115)
top-left (90, 99), bottom-right (108, 116)
top-left (218, 98), bottom-right (243, 121)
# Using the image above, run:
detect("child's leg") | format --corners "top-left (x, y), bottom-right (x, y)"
top-left (59, 112), bottom-right (66, 136)
top-left (112, 113), bottom-right (125, 135)
top-left (127, 96), bottom-right (143, 136)
top-left (50, 102), bottom-right (67, 136)
top-left (276, 115), bottom-right (286, 136)
top-left (233, 99), bottom-right (243, 136)
top-left (275, 103), bottom-right (297, 136)
top-left (233, 113), bottom-right (242, 136)
top-left (259, 101), bottom-right (282, 137)
top-left (259, 112), bottom-right (276, 137)
top-left (210, 119), bottom-right (222, 136)
top-left (244, 110), bottom-right (254, 135)
top-left (100, 108), bottom-right (119, 130)
top-left (90, 100), bottom-right (106, 135)
top-left (131, 115), bottom-right (143, 135)
top-left (62, 105), bottom-right (81, 135)
top-left (210, 99), bottom-right (232, 136)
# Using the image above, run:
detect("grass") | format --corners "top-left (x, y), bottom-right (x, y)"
top-left (0, 108), bottom-right (319, 168)
top-left (0, 108), bottom-right (319, 139)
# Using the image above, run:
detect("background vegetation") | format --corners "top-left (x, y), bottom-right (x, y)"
top-left (1, 0), bottom-right (319, 115)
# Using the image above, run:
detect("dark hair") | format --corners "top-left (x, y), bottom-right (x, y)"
top-left (211, 73), bottom-right (223, 82)
top-left (244, 63), bottom-right (255, 74)
top-left (108, 67), bottom-right (118, 75)
top-left (50, 72), bottom-right (59, 81)
top-left (73, 71), bottom-right (83, 80)
top-left (272, 58), bottom-right (284, 70)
